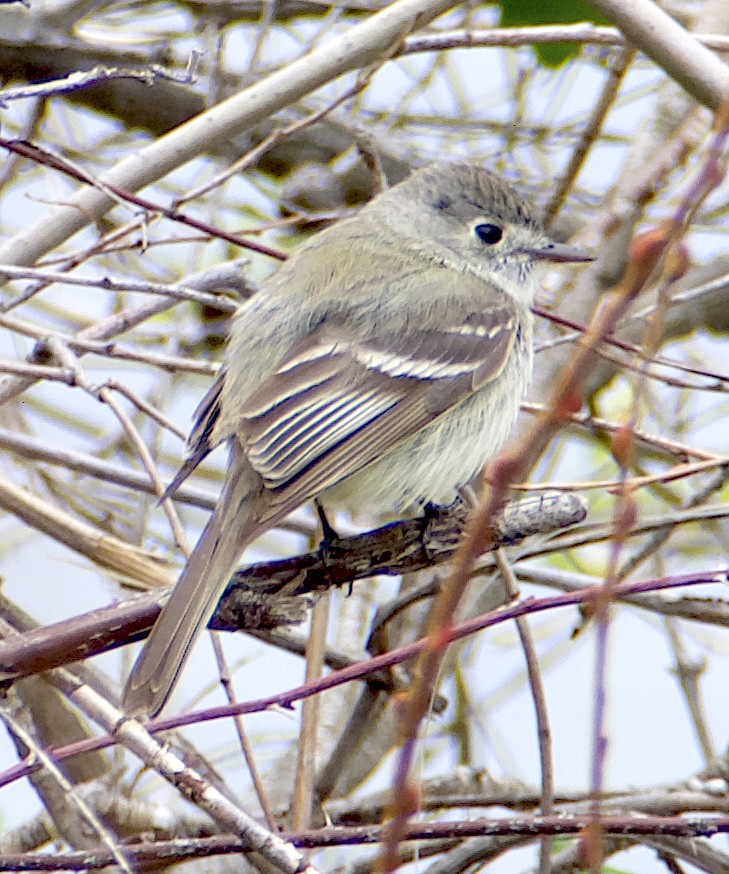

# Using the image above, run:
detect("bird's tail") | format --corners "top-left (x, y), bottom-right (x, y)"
top-left (122, 445), bottom-right (271, 718)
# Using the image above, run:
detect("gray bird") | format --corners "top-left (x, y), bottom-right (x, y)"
top-left (122, 161), bottom-right (591, 718)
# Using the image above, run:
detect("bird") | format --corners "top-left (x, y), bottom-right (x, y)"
top-left (122, 161), bottom-right (591, 718)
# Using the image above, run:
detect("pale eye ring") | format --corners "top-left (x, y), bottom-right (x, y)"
top-left (473, 222), bottom-right (504, 245)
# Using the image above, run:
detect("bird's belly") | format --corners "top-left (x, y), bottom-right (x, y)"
top-left (323, 377), bottom-right (523, 515)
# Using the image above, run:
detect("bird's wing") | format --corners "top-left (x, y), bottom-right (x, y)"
top-left (160, 370), bottom-right (226, 500)
top-left (240, 290), bottom-right (520, 511)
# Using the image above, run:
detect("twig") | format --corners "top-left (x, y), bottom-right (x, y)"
top-left (210, 635), bottom-right (279, 830)
top-left (402, 25), bottom-right (729, 56)
top-left (0, 261), bottom-right (239, 311)
top-left (0, 59), bottom-right (199, 105)
top-left (494, 549), bottom-right (553, 874)
top-left (544, 46), bottom-right (635, 222)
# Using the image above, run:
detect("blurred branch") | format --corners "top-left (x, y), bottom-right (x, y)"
top-left (0, 0), bottom-right (455, 276)
top-left (1, 812), bottom-right (728, 870)
top-left (404, 25), bottom-right (729, 55)
top-left (0, 469), bottom-right (173, 587)
top-left (586, 0), bottom-right (729, 110)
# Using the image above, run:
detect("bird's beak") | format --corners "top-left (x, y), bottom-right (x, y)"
top-left (525, 241), bottom-right (594, 263)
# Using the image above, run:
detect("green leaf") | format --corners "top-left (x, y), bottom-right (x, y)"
top-left (498, 0), bottom-right (608, 67)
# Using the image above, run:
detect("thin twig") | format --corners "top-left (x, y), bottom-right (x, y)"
top-left (494, 549), bottom-right (553, 874)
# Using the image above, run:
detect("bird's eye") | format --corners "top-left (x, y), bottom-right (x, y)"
top-left (473, 223), bottom-right (504, 245)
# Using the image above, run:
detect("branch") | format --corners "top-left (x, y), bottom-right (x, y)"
top-left (585, 0), bottom-right (729, 110)
top-left (1, 813), bottom-right (728, 870)
top-left (0, 493), bottom-right (587, 682)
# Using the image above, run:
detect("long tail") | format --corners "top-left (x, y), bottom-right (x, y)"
top-left (122, 446), bottom-right (270, 718)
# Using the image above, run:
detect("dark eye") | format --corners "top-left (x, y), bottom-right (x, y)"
top-left (474, 223), bottom-right (503, 244)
